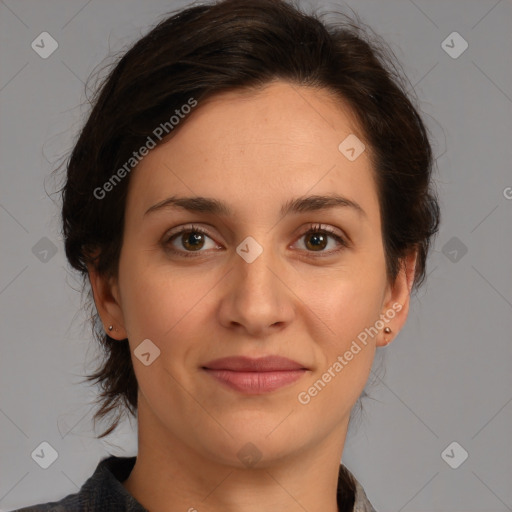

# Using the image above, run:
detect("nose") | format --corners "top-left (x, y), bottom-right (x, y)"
top-left (217, 239), bottom-right (296, 337)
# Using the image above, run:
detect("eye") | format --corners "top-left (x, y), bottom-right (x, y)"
top-left (162, 222), bottom-right (349, 259)
top-left (163, 224), bottom-right (220, 257)
top-left (293, 223), bottom-right (349, 255)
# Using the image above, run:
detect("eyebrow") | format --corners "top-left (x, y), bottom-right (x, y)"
top-left (144, 194), bottom-right (367, 219)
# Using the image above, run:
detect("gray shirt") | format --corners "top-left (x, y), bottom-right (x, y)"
top-left (13, 455), bottom-right (377, 512)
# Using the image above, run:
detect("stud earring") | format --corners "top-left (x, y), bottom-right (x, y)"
top-left (108, 325), bottom-right (113, 331)
top-left (383, 326), bottom-right (392, 346)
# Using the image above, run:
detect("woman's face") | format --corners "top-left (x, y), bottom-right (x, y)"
top-left (93, 80), bottom-right (413, 467)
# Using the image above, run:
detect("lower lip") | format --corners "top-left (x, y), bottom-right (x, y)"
top-left (203, 369), bottom-right (306, 394)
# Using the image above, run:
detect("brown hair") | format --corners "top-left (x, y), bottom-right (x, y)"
top-left (59, 0), bottom-right (439, 504)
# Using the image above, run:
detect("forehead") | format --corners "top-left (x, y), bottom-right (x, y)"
top-left (125, 81), bottom-right (378, 223)
top-left (172, 81), bottom-right (365, 157)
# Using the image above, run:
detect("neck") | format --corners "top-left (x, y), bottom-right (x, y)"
top-left (122, 401), bottom-right (351, 512)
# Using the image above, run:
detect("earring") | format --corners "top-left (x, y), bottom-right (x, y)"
top-left (108, 325), bottom-right (113, 331)
top-left (383, 326), bottom-right (392, 346)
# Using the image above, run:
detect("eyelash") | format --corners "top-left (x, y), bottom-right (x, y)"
top-left (162, 223), bottom-right (349, 259)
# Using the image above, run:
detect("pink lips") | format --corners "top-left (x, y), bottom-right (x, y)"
top-left (202, 356), bottom-right (308, 394)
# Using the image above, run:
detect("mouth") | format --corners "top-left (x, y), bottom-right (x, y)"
top-left (202, 355), bottom-right (308, 394)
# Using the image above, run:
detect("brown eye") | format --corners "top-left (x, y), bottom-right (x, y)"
top-left (180, 231), bottom-right (206, 251)
top-left (294, 224), bottom-right (348, 255)
top-left (163, 224), bottom-right (220, 257)
top-left (304, 231), bottom-right (328, 251)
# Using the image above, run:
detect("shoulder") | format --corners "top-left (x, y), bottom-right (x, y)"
top-left (10, 455), bottom-right (146, 512)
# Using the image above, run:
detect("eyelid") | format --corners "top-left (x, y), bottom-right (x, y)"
top-left (163, 223), bottom-right (215, 242)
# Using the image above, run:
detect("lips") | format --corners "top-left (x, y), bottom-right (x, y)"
top-left (202, 356), bottom-right (308, 394)
top-left (203, 355), bottom-right (307, 372)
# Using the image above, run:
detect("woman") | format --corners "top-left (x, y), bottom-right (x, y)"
top-left (16, 0), bottom-right (440, 510)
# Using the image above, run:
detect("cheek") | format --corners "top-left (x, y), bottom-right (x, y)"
top-left (296, 268), bottom-right (385, 397)
top-left (117, 239), bottom-right (212, 335)
top-left (300, 264), bottom-right (387, 337)
top-left (121, 272), bottom-right (200, 343)
top-left (295, 282), bottom-right (380, 415)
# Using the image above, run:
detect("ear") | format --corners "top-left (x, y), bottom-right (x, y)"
top-left (86, 261), bottom-right (127, 340)
top-left (376, 248), bottom-right (418, 347)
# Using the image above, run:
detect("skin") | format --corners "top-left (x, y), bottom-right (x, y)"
top-left (88, 80), bottom-right (416, 512)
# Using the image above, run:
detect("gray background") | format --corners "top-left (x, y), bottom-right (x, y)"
top-left (1, 0), bottom-right (511, 510)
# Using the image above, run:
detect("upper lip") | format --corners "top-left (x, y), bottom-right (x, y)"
top-left (203, 356), bottom-right (307, 372)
